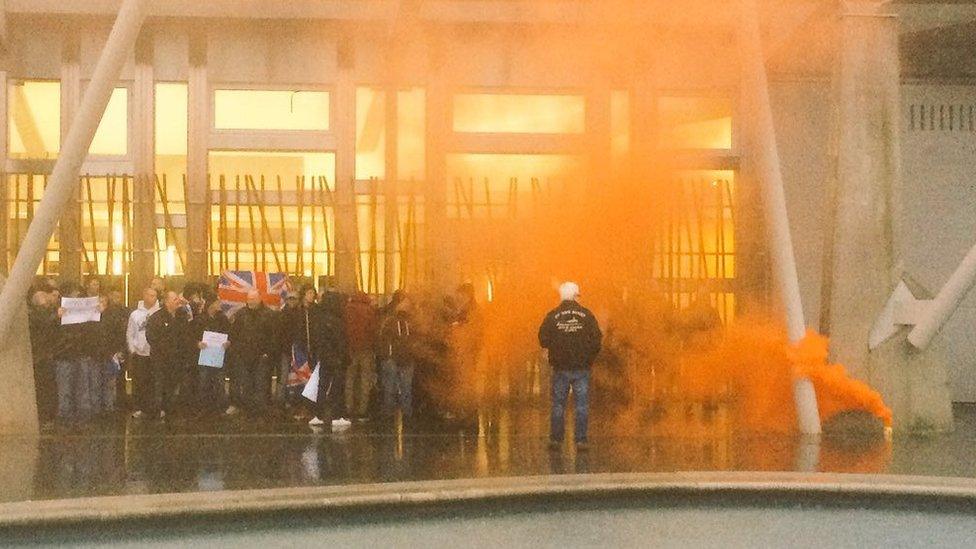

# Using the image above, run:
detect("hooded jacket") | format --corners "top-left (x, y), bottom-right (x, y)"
top-left (126, 300), bottom-right (160, 357)
top-left (345, 293), bottom-right (378, 353)
top-left (538, 300), bottom-right (603, 371)
top-left (377, 310), bottom-right (414, 363)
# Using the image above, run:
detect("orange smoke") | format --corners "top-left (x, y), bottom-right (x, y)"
top-left (792, 331), bottom-right (893, 428)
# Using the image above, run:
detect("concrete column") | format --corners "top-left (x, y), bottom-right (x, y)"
top-left (59, 33), bottom-right (82, 279)
top-left (130, 30), bottom-right (155, 301)
top-left (333, 35), bottom-right (360, 293)
top-left (383, 88), bottom-right (399, 295)
top-left (424, 36), bottom-right (450, 292)
top-left (185, 29), bottom-right (209, 281)
top-left (822, 1), bottom-right (952, 432)
top-left (0, 69), bottom-right (8, 275)
top-left (0, 275), bottom-right (36, 435)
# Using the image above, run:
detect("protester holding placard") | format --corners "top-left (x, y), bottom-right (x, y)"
top-left (54, 282), bottom-right (101, 428)
top-left (192, 295), bottom-right (231, 418)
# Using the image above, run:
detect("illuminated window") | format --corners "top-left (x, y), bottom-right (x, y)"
top-left (5, 174), bottom-right (59, 274)
top-left (610, 90), bottom-right (630, 166)
top-left (657, 97), bottom-right (733, 150)
top-left (153, 83), bottom-right (189, 276)
top-left (356, 87), bottom-right (385, 180)
top-left (8, 81), bottom-right (60, 159)
top-left (453, 94), bottom-right (585, 134)
top-left (651, 170), bottom-right (736, 322)
top-left (155, 82), bottom-right (187, 172)
top-left (398, 88), bottom-right (426, 181)
top-left (445, 154), bottom-right (582, 218)
top-left (79, 175), bottom-right (134, 275)
top-left (89, 87), bottom-right (128, 155)
top-left (209, 151), bottom-right (335, 183)
top-left (213, 89), bottom-right (330, 131)
top-left (208, 151), bottom-right (336, 276)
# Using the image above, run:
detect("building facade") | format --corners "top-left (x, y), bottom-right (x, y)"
top-left (1, 1), bottom-right (975, 404)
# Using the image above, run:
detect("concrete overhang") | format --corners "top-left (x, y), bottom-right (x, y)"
top-left (2, 0), bottom-right (822, 27)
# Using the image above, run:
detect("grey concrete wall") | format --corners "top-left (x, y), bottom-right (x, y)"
top-left (900, 83), bottom-right (976, 403)
top-left (770, 79), bottom-right (831, 331)
top-left (772, 80), bottom-right (976, 403)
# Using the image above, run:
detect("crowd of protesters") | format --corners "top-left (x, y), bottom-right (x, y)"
top-left (26, 275), bottom-right (487, 432)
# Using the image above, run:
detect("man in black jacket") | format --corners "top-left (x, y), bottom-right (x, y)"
top-left (538, 281), bottom-right (602, 450)
top-left (191, 296), bottom-right (231, 417)
top-left (146, 291), bottom-right (190, 419)
top-left (28, 287), bottom-right (59, 425)
top-left (227, 290), bottom-right (276, 417)
top-left (308, 291), bottom-right (348, 427)
top-left (53, 282), bottom-right (101, 427)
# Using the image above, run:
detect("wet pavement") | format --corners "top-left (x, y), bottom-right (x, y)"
top-left (1, 403), bottom-right (974, 504)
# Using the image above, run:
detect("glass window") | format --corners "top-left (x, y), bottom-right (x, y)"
top-left (154, 83), bottom-right (189, 276)
top-left (453, 94), bottom-right (585, 134)
top-left (657, 97), bottom-right (733, 150)
top-left (208, 151), bottom-right (336, 276)
top-left (89, 87), bottom-right (128, 155)
top-left (445, 153), bottom-right (583, 218)
top-left (398, 88), bottom-right (426, 181)
top-left (214, 89), bottom-right (330, 131)
top-left (611, 90), bottom-right (630, 166)
top-left (356, 87), bottom-right (385, 180)
top-left (8, 81), bottom-right (60, 159)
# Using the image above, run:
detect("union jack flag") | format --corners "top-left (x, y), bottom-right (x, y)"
top-left (287, 343), bottom-right (313, 387)
top-left (218, 270), bottom-right (291, 317)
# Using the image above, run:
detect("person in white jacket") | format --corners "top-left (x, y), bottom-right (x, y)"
top-left (126, 287), bottom-right (160, 418)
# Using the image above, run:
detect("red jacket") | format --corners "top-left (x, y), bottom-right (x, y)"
top-left (344, 293), bottom-right (378, 353)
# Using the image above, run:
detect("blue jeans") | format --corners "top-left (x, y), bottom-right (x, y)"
top-left (381, 358), bottom-right (414, 419)
top-left (550, 369), bottom-right (590, 443)
top-left (55, 358), bottom-right (95, 424)
top-left (198, 365), bottom-right (227, 414)
top-left (91, 359), bottom-right (118, 414)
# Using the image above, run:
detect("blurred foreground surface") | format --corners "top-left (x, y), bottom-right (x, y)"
top-left (1, 403), bottom-right (974, 503)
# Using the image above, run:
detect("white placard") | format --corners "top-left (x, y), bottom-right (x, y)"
top-left (198, 331), bottom-right (229, 368)
top-left (60, 296), bottom-right (101, 325)
top-left (302, 364), bottom-right (320, 402)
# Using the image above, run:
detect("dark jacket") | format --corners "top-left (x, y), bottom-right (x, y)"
top-left (314, 305), bottom-right (347, 372)
top-left (189, 311), bottom-right (231, 347)
top-left (98, 304), bottom-right (130, 360)
top-left (377, 310), bottom-right (414, 364)
top-left (146, 308), bottom-right (189, 369)
top-left (344, 293), bottom-right (378, 353)
top-left (28, 305), bottom-right (59, 365)
top-left (56, 320), bottom-right (100, 361)
top-left (282, 304), bottom-right (320, 353)
top-left (538, 300), bottom-right (603, 371)
top-left (228, 305), bottom-right (276, 367)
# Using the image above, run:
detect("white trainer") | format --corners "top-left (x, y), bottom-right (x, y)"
top-left (308, 416), bottom-right (326, 426)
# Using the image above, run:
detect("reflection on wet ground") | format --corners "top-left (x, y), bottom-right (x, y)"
top-left (0, 403), bottom-right (974, 503)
